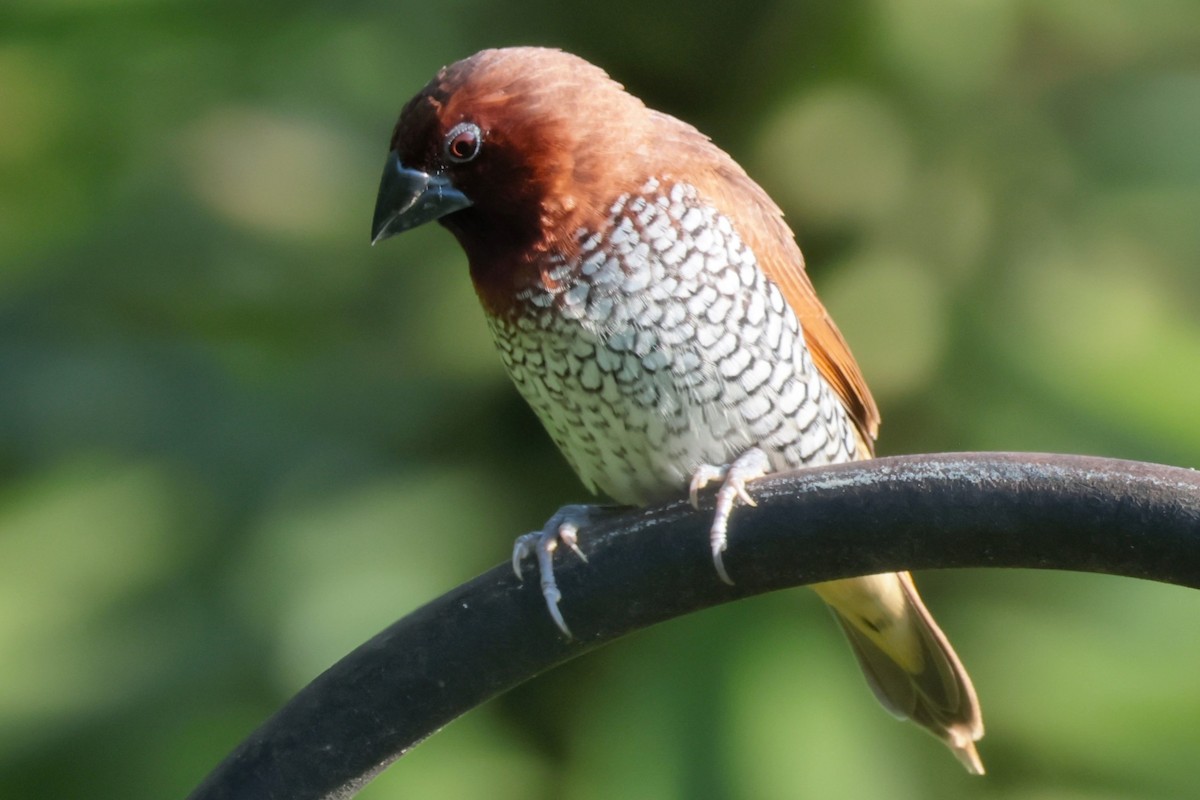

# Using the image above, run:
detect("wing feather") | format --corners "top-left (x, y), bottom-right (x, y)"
top-left (697, 157), bottom-right (881, 448)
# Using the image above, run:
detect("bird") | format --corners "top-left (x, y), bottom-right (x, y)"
top-left (371, 46), bottom-right (984, 773)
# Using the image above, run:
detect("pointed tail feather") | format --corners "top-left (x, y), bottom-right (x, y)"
top-left (812, 571), bottom-right (984, 774)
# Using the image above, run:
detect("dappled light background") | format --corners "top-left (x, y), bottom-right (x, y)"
top-left (3, 1), bottom-right (1200, 797)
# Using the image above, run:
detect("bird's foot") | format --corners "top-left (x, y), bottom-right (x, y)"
top-left (688, 448), bottom-right (770, 585)
top-left (512, 504), bottom-right (593, 636)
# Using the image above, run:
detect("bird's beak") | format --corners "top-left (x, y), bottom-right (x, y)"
top-left (370, 151), bottom-right (472, 245)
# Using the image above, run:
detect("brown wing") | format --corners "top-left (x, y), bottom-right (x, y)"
top-left (696, 157), bottom-right (881, 450)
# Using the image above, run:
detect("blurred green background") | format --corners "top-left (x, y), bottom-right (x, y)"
top-left (3, 0), bottom-right (1200, 797)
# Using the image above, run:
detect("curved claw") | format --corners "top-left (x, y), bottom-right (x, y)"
top-left (512, 532), bottom-right (538, 580)
top-left (712, 545), bottom-right (734, 586)
top-left (558, 523), bottom-right (589, 564)
top-left (532, 533), bottom-right (570, 636)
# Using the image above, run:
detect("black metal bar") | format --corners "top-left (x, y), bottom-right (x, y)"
top-left (185, 452), bottom-right (1200, 800)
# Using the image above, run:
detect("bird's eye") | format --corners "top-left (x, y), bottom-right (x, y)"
top-left (444, 122), bottom-right (482, 163)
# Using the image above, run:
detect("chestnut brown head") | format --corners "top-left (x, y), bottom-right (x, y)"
top-left (371, 47), bottom-right (660, 263)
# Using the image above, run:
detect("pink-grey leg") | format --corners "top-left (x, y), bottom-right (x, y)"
top-left (512, 504), bottom-right (591, 636)
top-left (688, 447), bottom-right (770, 585)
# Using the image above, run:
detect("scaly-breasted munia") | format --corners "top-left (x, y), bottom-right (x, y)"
top-left (371, 47), bottom-right (984, 773)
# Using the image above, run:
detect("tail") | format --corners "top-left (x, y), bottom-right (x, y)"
top-left (811, 572), bottom-right (985, 774)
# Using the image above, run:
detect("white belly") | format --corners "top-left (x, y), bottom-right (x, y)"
top-left (486, 181), bottom-right (859, 505)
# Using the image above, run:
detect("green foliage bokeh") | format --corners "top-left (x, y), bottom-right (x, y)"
top-left (2, 1), bottom-right (1199, 797)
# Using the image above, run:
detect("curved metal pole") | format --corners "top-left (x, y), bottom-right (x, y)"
top-left (186, 452), bottom-right (1200, 800)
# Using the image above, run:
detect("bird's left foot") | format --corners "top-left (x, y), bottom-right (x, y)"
top-left (688, 448), bottom-right (770, 585)
top-left (512, 504), bottom-right (593, 636)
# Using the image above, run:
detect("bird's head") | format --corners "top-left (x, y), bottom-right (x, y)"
top-left (371, 47), bottom-right (672, 267)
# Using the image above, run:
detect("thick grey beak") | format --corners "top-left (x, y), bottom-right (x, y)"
top-left (370, 152), bottom-right (472, 244)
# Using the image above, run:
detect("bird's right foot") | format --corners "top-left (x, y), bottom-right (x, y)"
top-left (512, 504), bottom-right (593, 636)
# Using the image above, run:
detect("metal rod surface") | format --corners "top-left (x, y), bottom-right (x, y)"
top-left (186, 452), bottom-right (1200, 800)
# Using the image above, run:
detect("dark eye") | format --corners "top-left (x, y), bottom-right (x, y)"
top-left (444, 122), bottom-right (482, 163)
